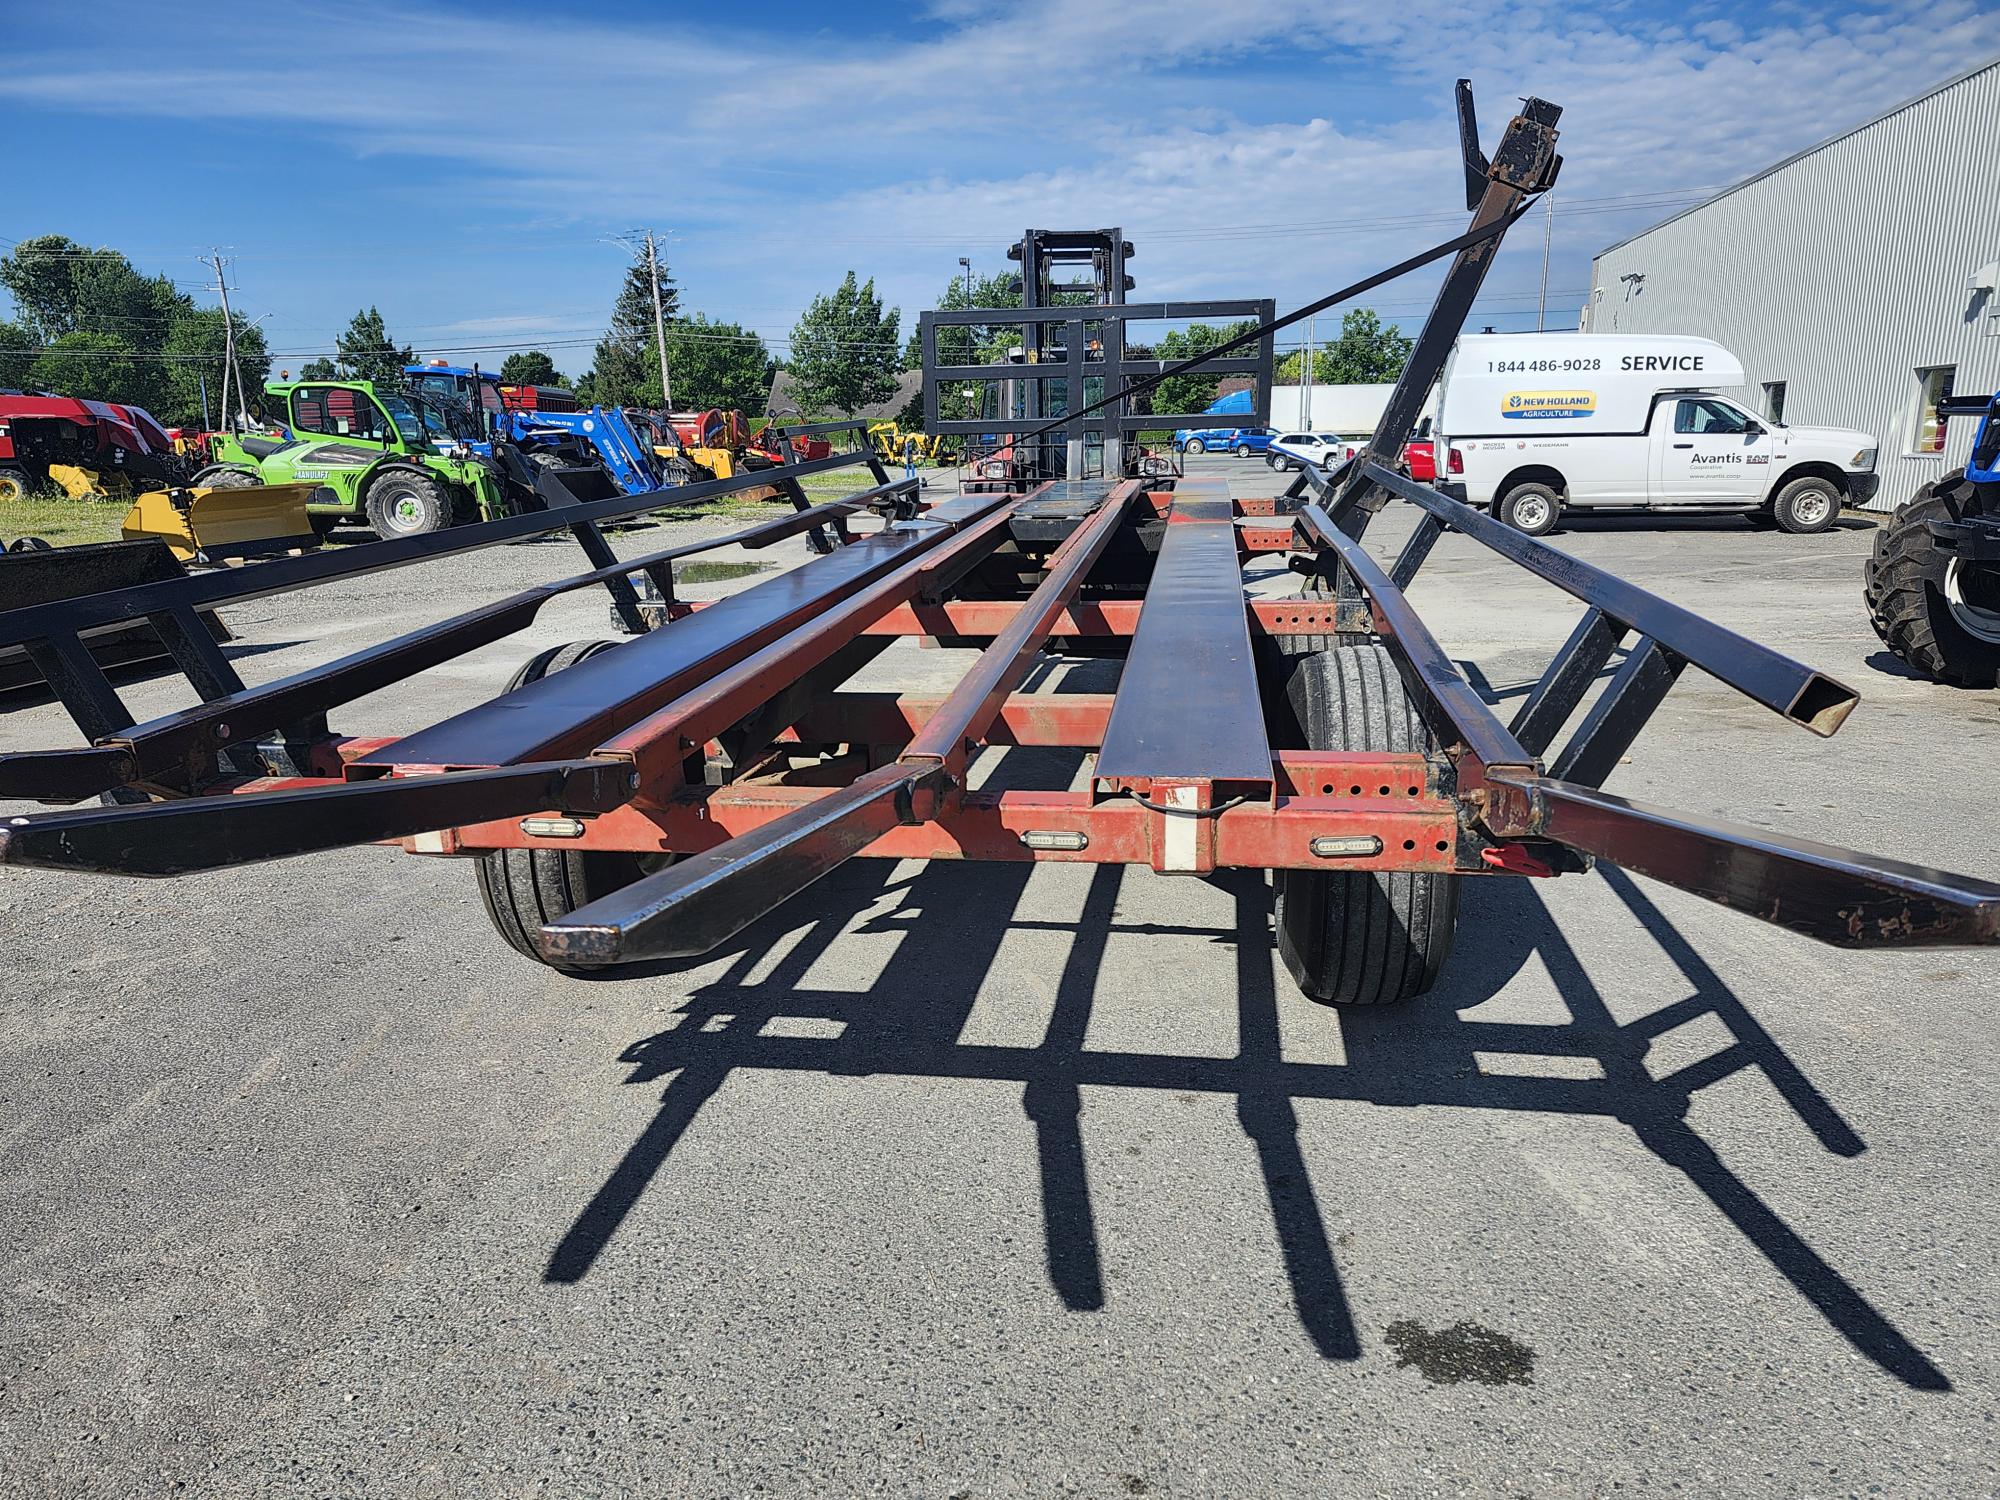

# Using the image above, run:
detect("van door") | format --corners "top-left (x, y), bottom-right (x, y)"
top-left (1650, 397), bottom-right (1773, 505)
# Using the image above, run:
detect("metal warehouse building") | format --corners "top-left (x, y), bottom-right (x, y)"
top-left (1584, 58), bottom-right (2000, 511)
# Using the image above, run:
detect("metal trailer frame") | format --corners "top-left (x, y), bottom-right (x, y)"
top-left (3, 88), bottom-right (1999, 984)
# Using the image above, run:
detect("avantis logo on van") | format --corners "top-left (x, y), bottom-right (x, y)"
top-left (1502, 390), bottom-right (1595, 420)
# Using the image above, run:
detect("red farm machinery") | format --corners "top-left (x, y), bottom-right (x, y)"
top-left (1, 89), bottom-right (1997, 1015)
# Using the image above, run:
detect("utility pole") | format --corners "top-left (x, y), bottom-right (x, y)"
top-left (201, 251), bottom-right (249, 431)
top-left (958, 256), bottom-right (972, 303)
top-left (1303, 315), bottom-right (1316, 431)
top-left (1537, 190), bottom-right (1555, 331)
top-left (645, 230), bottom-right (673, 412)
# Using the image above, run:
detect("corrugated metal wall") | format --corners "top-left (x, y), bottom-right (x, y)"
top-left (1587, 61), bottom-right (2000, 510)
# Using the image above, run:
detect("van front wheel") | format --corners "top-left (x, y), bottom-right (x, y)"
top-left (1498, 483), bottom-right (1561, 536)
top-left (1772, 475), bottom-right (1841, 534)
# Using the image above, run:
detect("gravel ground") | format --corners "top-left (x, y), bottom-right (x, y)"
top-left (2, 456), bottom-right (1997, 1498)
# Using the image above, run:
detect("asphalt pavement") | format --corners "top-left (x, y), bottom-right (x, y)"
top-left (2, 455), bottom-right (1997, 1498)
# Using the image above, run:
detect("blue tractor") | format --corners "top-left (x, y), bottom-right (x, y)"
top-left (1867, 389), bottom-right (2000, 686)
top-left (402, 363), bottom-right (692, 499)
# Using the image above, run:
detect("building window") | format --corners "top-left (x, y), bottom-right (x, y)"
top-left (1913, 366), bottom-right (1955, 455)
top-left (1763, 381), bottom-right (1787, 423)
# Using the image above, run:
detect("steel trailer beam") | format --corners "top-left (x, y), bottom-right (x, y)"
top-left (0, 485), bottom-right (917, 804)
top-left (536, 482), bottom-right (1141, 964)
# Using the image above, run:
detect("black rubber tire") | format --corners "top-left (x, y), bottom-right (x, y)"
top-left (1236, 443), bottom-right (1252, 459)
top-left (0, 465), bottom-right (33, 504)
top-left (1274, 643), bottom-right (1459, 1006)
top-left (1186, 439), bottom-right (1206, 456)
top-left (1873, 470), bottom-right (2000, 687)
top-left (1864, 521), bottom-right (1892, 643)
top-left (193, 467), bottom-right (258, 489)
top-left (1771, 474), bottom-right (1841, 534)
top-left (474, 639), bottom-right (671, 972)
top-left (364, 469), bottom-right (462, 538)
top-left (1497, 482), bottom-right (1562, 536)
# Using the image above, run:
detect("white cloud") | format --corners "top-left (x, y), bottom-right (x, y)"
top-left (2, 0), bottom-right (1991, 350)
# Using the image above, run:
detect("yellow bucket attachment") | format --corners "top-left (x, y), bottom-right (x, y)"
top-left (122, 482), bottom-right (320, 563)
top-left (48, 463), bottom-right (133, 501)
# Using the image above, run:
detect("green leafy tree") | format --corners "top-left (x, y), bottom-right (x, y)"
top-left (499, 349), bottom-right (566, 388)
top-left (160, 307), bottom-right (270, 428)
top-left (334, 306), bottom-right (411, 386)
top-left (786, 272), bottom-right (900, 418)
top-left (588, 258), bottom-right (680, 409)
top-left (297, 357), bottom-right (339, 381)
top-left (662, 314), bottom-right (771, 412)
top-left (1277, 308), bottom-right (1412, 385)
top-left (1151, 320), bottom-right (1260, 418)
top-left (27, 332), bottom-right (144, 405)
top-left (0, 319), bottom-right (33, 389)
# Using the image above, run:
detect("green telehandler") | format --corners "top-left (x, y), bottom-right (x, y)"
top-left (194, 379), bottom-right (545, 539)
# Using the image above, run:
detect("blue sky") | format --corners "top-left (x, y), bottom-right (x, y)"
top-left (2, 0), bottom-right (1994, 380)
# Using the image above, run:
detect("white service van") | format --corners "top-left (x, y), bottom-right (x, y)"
top-left (1436, 334), bottom-right (1879, 535)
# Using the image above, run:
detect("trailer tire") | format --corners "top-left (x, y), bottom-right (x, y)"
top-left (1498, 482), bottom-right (1561, 536)
top-left (1873, 470), bottom-right (2000, 687)
top-left (475, 639), bottom-right (673, 972)
top-left (364, 469), bottom-right (463, 539)
top-left (1772, 475), bottom-right (1841, 534)
top-left (1275, 643), bottom-right (1458, 1005)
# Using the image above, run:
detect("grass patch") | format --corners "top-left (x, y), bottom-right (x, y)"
top-left (0, 491), bottom-right (131, 547)
top-left (674, 560), bottom-right (769, 585)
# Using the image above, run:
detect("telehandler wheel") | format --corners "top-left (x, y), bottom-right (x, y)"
top-left (0, 465), bottom-right (32, 504)
top-left (1874, 470), bottom-right (2000, 687)
top-left (1498, 482), bottom-right (1561, 536)
top-left (474, 640), bottom-right (674, 973)
top-left (364, 469), bottom-right (464, 539)
top-left (1772, 475), bottom-right (1841, 534)
top-left (1275, 643), bottom-right (1459, 1006)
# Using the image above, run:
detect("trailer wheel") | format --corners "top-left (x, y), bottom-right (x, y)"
top-left (1771, 475), bottom-right (1841, 534)
top-left (1275, 643), bottom-right (1459, 1005)
top-left (364, 469), bottom-right (463, 539)
top-left (474, 639), bottom-right (672, 972)
top-left (1874, 470), bottom-right (2000, 687)
top-left (1498, 483), bottom-right (1561, 536)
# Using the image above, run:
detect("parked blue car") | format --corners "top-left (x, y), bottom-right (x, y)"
top-left (1173, 425), bottom-right (1276, 456)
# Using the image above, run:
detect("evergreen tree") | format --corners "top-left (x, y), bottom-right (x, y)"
top-left (297, 357), bottom-right (339, 381)
top-left (786, 272), bottom-right (900, 418)
top-left (589, 258), bottom-right (679, 408)
top-left (334, 306), bottom-right (411, 386)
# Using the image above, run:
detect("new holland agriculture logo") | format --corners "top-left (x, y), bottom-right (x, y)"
top-left (1502, 390), bottom-right (1596, 420)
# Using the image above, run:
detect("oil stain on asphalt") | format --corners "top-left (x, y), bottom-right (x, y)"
top-left (1383, 1320), bottom-right (1537, 1386)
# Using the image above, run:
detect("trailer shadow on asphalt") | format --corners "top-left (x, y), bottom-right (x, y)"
top-left (541, 836), bottom-right (1951, 1393)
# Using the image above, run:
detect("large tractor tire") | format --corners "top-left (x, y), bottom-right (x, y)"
top-left (192, 467), bottom-right (257, 489)
top-left (364, 468), bottom-right (465, 539)
top-left (474, 640), bottom-right (671, 973)
top-left (1274, 643), bottom-right (1459, 1005)
top-left (0, 465), bottom-right (33, 504)
top-left (1872, 469), bottom-right (2000, 687)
